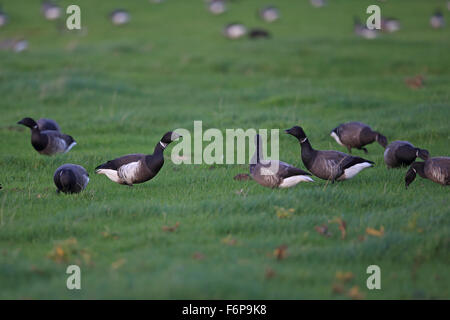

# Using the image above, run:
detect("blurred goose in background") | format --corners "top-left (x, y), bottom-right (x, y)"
top-left (430, 10), bottom-right (445, 29)
top-left (150, 0), bottom-right (165, 3)
top-left (259, 6), bottom-right (279, 23)
top-left (354, 17), bottom-right (378, 39)
top-left (41, 1), bottom-right (62, 20)
top-left (110, 9), bottom-right (130, 26)
top-left (286, 126), bottom-right (374, 182)
top-left (448, 1), bottom-right (450, 11)
top-left (330, 122), bottom-right (388, 154)
top-left (223, 23), bottom-right (247, 39)
top-left (95, 131), bottom-right (181, 186)
top-left (310, 0), bottom-right (327, 8)
top-left (381, 17), bottom-right (400, 33)
top-left (250, 134), bottom-right (313, 188)
top-left (0, 39), bottom-right (28, 53)
top-left (405, 157), bottom-right (450, 188)
top-left (249, 28), bottom-right (270, 39)
top-left (208, 0), bottom-right (226, 15)
top-left (54, 164), bottom-right (89, 194)
top-left (36, 118), bottom-right (61, 132)
top-left (384, 141), bottom-right (429, 168)
top-left (0, 7), bottom-right (8, 27)
top-left (17, 117), bottom-right (76, 155)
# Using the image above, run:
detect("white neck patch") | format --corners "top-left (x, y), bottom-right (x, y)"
top-left (300, 138), bottom-right (308, 143)
top-left (160, 141), bottom-right (167, 149)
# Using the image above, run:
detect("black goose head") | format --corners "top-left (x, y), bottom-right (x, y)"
top-left (376, 133), bottom-right (388, 149)
top-left (18, 117), bottom-right (38, 129)
top-left (160, 131), bottom-right (182, 144)
top-left (405, 162), bottom-right (425, 189)
top-left (416, 148), bottom-right (429, 161)
top-left (285, 126), bottom-right (307, 142)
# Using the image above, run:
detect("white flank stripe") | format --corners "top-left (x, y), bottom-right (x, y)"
top-left (330, 132), bottom-right (344, 147)
top-left (279, 175), bottom-right (314, 188)
top-left (64, 142), bottom-right (77, 153)
top-left (343, 162), bottom-right (372, 180)
top-left (96, 169), bottom-right (121, 183)
top-left (118, 161), bottom-right (140, 185)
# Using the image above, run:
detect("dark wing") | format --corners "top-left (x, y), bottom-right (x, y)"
top-left (340, 155), bottom-right (374, 170)
top-left (277, 161), bottom-right (311, 179)
top-left (395, 145), bottom-right (416, 163)
top-left (37, 118), bottom-right (60, 132)
top-left (42, 130), bottom-right (75, 146)
top-left (96, 154), bottom-right (145, 171)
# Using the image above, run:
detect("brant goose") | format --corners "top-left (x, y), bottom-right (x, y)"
top-left (0, 7), bottom-right (8, 27)
top-left (259, 6), bottom-right (279, 23)
top-left (208, 0), bottom-right (226, 15)
top-left (330, 122), bottom-right (388, 154)
top-left (41, 1), bottom-right (62, 20)
top-left (110, 9), bottom-right (130, 26)
top-left (310, 0), bottom-right (327, 8)
top-left (17, 117), bottom-right (76, 155)
top-left (384, 141), bottom-right (429, 168)
top-left (54, 164), bottom-right (89, 194)
top-left (430, 10), bottom-right (445, 29)
top-left (381, 18), bottom-right (400, 33)
top-left (354, 17), bottom-right (378, 39)
top-left (286, 126), bottom-right (374, 182)
top-left (223, 23), bottom-right (247, 39)
top-left (36, 118), bottom-right (61, 132)
top-left (250, 134), bottom-right (313, 188)
top-left (95, 131), bottom-right (181, 186)
top-left (405, 157), bottom-right (450, 188)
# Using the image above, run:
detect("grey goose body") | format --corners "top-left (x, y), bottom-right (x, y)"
top-left (250, 134), bottom-right (313, 188)
top-left (95, 131), bottom-right (180, 186)
top-left (405, 157), bottom-right (450, 188)
top-left (18, 117), bottom-right (76, 155)
top-left (384, 140), bottom-right (429, 168)
top-left (330, 121), bottom-right (387, 154)
top-left (54, 164), bottom-right (89, 194)
top-left (286, 126), bottom-right (374, 182)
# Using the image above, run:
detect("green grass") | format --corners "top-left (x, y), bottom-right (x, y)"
top-left (0, 0), bottom-right (449, 299)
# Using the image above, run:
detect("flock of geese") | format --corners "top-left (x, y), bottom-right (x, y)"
top-left (15, 117), bottom-right (450, 194)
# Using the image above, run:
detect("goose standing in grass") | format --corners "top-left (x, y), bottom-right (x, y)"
top-left (250, 134), bottom-right (313, 188)
top-left (0, 7), bottom-right (8, 27)
top-left (17, 117), bottom-right (76, 155)
top-left (223, 23), bottom-right (247, 39)
top-left (430, 10), bottom-right (445, 29)
top-left (54, 164), bottom-right (89, 194)
top-left (384, 141), bottom-right (429, 168)
top-left (110, 9), bottom-right (130, 26)
top-left (208, 0), bottom-right (226, 15)
top-left (41, 1), bottom-right (62, 20)
top-left (286, 126), bottom-right (374, 182)
top-left (95, 131), bottom-right (181, 186)
top-left (405, 157), bottom-right (450, 188)
top-left (259, 6), bottom-right (279, 23)
top-left (354, 17), bottom-right (378, 39)
top-left (330, 122), bottom-right (388, 154)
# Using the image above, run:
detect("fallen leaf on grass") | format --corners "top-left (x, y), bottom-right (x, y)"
top-left (347, 286), bottom-right (365, 300)
top-left (233, 173), bottom-right (250, 181)
top-left (101, 227), bottom-right (120, 240)
top-left (162, 222), bottom-right (180, 232)
top-left (335, 271), bottom-right (354, 283)
top-left (265, 268), bottom-right (276, 279)
top-left (331, 283), bottom-right (345, 294)
top-left (405, 75), bottom-right (424, 89)
top-left (111, 258), bottom-right (126, 270)
top-left (329, 217), bottom-right (347, 239)
top-left (273, 245), bottom-right (288, 261)
top-left (47, 238), bottom-right (91, 265)
top-left (315, 224), bottom-right (332, 237)
top-left (366, 226), bottom-right (384, 237)
top-left (275, 206), bottom-right (294, 219)
top-left (192, 252), bottom-right (205, 260)
top-left (221, 235), bottom-right (237, 246)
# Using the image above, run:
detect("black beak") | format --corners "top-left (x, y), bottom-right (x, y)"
top-left (284, 129), bottom-right (290, 134)
top-left (17, 120), bottom-right (23, 125)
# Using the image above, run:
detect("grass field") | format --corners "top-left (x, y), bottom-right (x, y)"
top-left (0, 0), bottom-right (449, 299)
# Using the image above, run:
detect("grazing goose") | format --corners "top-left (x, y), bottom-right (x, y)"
top-left (286, 126), bottom-right (374, 182)
top-left (223, 23), bottom-right (247, 39)
top-left (384, 141), bottom-right (429, 168)
top-left (330, 122), bottom-right (388, 154)
top-left (430, 10), bottom-right (445, 29)
top-left (381, 17), bottom-right (400, 33)
top-left (405, 157), bottom-right (450, 188)
top-left (41, 1), bottom-right (62, 20)
top-left (17, 117), bottom-right (76, 155)
top-left (95, 131), bottom-right (181, 186)
top-left (36, 118), bottom-right (61, 132)
top-left (259, 6), bottom-right (280, 23)
top-left (250, 134), bottom-right (313, 188)
top-left (110, 9), bottom-right (130, 26)
top-left (0, 7), bottom-right (8, 27)
top-left (208, 0), bottom-right (226, 15)
top-left (54, 164), bottom-right (89, 194)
